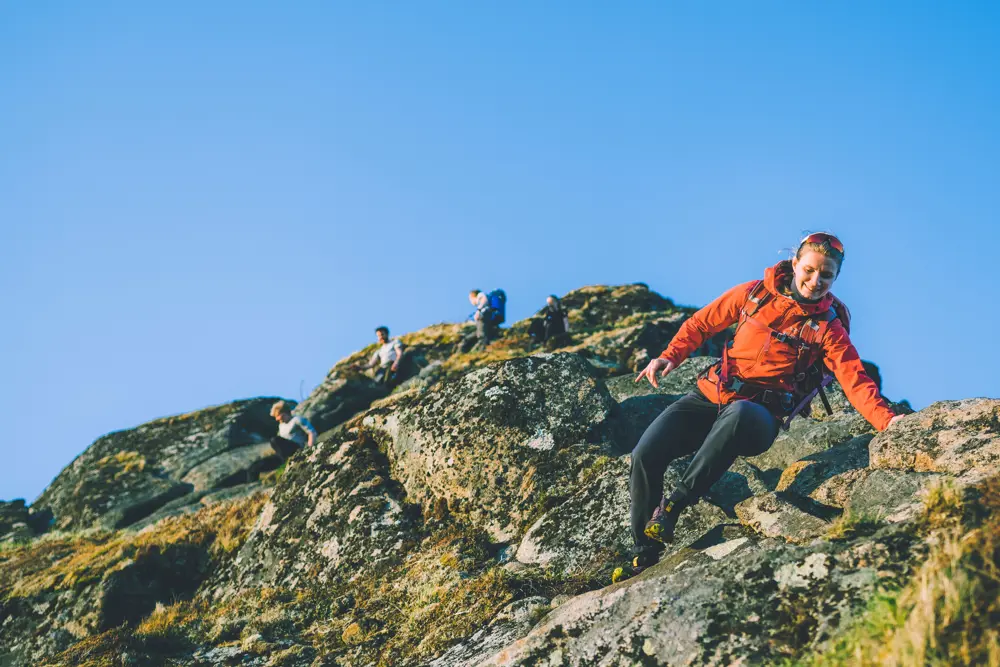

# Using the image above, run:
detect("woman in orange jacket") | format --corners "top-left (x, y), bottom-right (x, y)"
top-left (613, 233), bottom-right (903, 583)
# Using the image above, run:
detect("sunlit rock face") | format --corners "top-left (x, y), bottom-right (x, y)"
top-left (34, 397), bottom-right (284, 531)
top-left (362, 352), bottom-right (624, 543)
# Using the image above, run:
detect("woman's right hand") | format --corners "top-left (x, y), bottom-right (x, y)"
top-left (635, 358), bottom-right (676, 389)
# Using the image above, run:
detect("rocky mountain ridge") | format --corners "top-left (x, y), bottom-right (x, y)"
top-left (2, 283), bottom-right (996, 667)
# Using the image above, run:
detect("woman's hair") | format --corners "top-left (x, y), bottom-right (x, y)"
top-left (469, 289), bottom-right (482, 298)
top-left (375, 326), bottom-right (389, 337)
top-left (796, 232), bottom-right (845, 273)
top-left (270, 401), bottom-right (291, 418)
top-left (548, 294), bottom-right (560, 304)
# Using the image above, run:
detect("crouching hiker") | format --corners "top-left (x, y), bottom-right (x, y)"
top-left (613, 233), bottom-right (904, 584)
top-left (361, 326), bottom-right (406, 387)
top-left (269, 400), bottom-right (317, 461)
top-left (528, 294), bottom-right (570, 348)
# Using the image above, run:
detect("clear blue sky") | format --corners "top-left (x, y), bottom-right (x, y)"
top-left (2, 2), bottom-right (998, 503)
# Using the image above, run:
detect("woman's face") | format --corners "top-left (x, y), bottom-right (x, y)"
top-left (791, 250), bottom-right (839, 301)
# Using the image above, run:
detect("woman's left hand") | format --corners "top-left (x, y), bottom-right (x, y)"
top-left (635, 358), bottom-right (675, 388)
top-left (888, 415), bottom-right (906, 429)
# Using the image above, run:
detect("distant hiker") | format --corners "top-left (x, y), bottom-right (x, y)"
top-left (613, 233), bottom-right (905, 584)
top-left (361, 326), bottom-right (406, 387)
top-left (461, 288), bottom-right (505, 352)
top-left (528, 294), bottom-right (570, 347)
top-left (269, 400), bottom-right (317, 460)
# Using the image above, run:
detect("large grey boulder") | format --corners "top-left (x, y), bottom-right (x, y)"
top-left (481, 525), bottom-right (917, 666)
top-left (869, 399), bottom-right (1000, 479)
top-left (514, 454), bottom-right (768, 576)
top-left (295, 376), bottom-right (389, 435)
top-left (363, 353), bottom-right (622, 542)
top-left (428, 597), bottom-right (551, 667)
top-left (772, 435), bottom-right (872, 498)
top-left (748, 411), bottom-right (871, 483)
top-left (560, 284), bottom-right (675, 330)
top-left (35, 397), bottom-right (283, 531)
top-left (604, 356), bottom-right (718, 404)
top-left (810, 468), bottom-right (945, 523)
top-left (735, 492), bottom-right (835, 543)
top-left (181, 442), bottom-right (279, 494)
top-left (229, 432), bottom-right (420, 592)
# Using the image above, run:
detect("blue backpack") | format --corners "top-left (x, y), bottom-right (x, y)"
top-left (487, 289), bottom-right (507, 324)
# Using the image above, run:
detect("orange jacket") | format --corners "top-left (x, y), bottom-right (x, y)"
top-left (658, 261), bottom-right (895, 431)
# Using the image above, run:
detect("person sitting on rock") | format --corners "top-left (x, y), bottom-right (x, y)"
top-left (360, 326), bottom-right (406, 387)
top-left (613, 233), bottom-right (905, 584)
top-left (269, 400), bottom-right (317, 461)
top-left (528, 294), bottom-right (571, 348)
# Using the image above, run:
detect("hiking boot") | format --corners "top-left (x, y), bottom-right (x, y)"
top-left (643, 497), bottom-right (683, 544)
top-left (611, 551), bottom-right (659, 584)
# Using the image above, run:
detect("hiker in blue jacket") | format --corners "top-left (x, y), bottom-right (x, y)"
top-left (461, 289), bottom-right (506, 352)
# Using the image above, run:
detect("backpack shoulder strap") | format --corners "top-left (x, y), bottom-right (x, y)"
top-left (732, 280), bottom-right (771, 339)
top-left (831, 296), bottom-right (850, 334)
top-left (742, 280), bottom-right (770, 318)
top-left (792, 299), bottom-right (847, 381)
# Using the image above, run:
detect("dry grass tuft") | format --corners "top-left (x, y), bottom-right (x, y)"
top-left (2, 491), bottom-right (269, 600)
top-left (808, 475), bottom-right (1000, 666)
top-left (136, 599), bottom-right (210, 638)
top-left (920, 478), bottom-right (966, 530)
top-left (825, 509), bottom-right (884, 541)
top-left (96, 451), bottom-right (147, 479)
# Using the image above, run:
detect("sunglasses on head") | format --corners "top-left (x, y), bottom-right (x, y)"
top-left (800, 232), bottom-right (845, 254)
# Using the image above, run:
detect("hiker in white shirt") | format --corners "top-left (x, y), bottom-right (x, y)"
top-left (269, 400), bottom-right (317, 460)
top-left (363, 326), bottom-right (405, 386)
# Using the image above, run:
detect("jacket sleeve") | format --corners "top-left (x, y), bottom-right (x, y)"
top-left (821, 320), bottom-right (895, 431)
top-left (658, 280), bottom-right (757, 367)
top-left (299, 417), bottom-right (318, 438)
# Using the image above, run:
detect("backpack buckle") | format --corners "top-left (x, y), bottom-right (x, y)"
top-left (761, 390), bottom-right (795, 413)
top-left (729, 378), bottom-right (745, 392)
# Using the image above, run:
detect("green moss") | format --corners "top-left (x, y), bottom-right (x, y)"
top-left (578, 455), bottom-right (614, 487)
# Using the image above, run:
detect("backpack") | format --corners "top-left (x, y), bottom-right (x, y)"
top-left (730, 281), bottom-right (850, 429)
top-left (487, 289), bottom-right (507, 325)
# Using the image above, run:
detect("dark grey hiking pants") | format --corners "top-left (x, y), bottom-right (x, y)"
top-left (630, 389), bottom-right (779, 556)
top-left (270, 435), bottom-right (302, 461)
